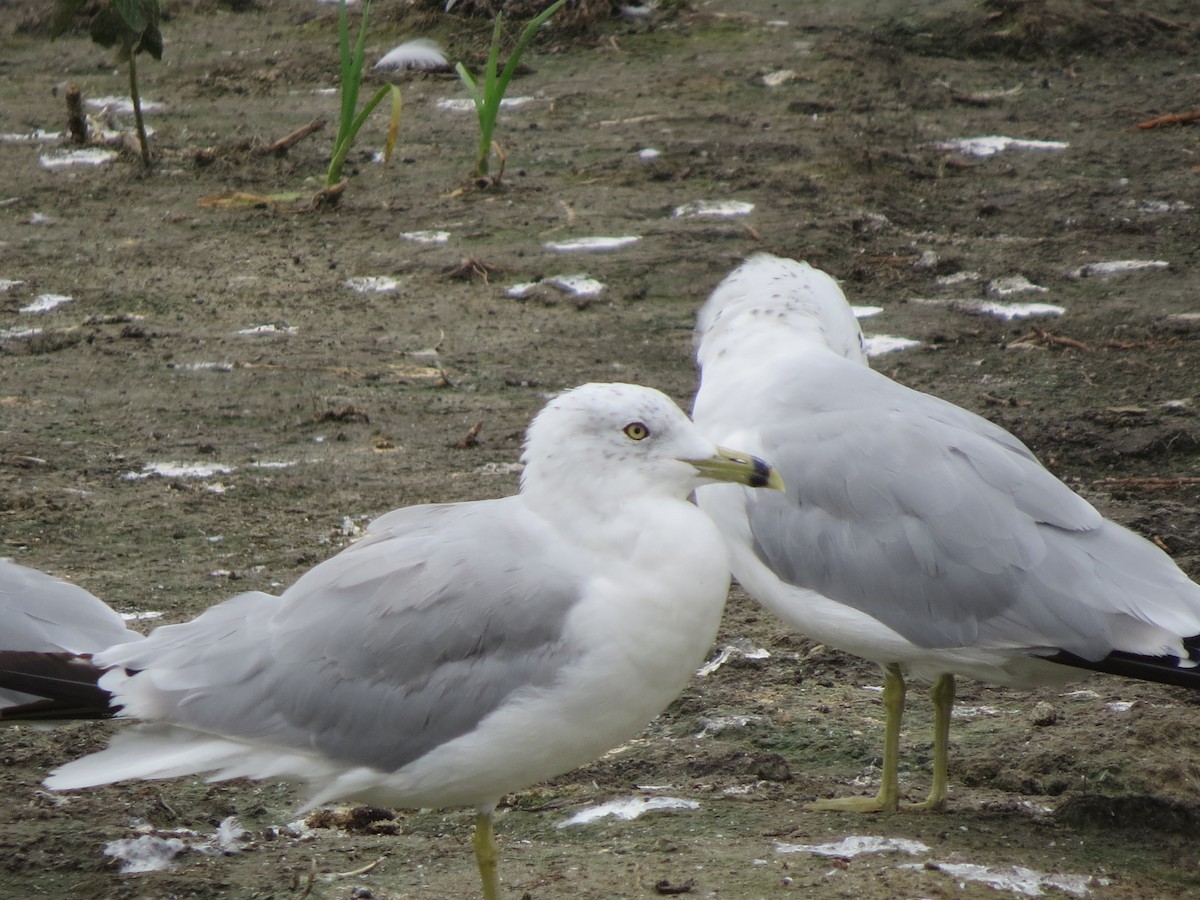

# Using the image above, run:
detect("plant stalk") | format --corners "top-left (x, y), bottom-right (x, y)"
top-left (327, 0), bottom-right (400, 188)
top-left (461, 0), bottom-right (567, 180)
top-left (126, 45), bottom-right (151, 169)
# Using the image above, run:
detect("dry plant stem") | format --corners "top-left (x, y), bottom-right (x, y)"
top-left (456, 422), bottom-right (483, 448)
top-left (1136, 110), bottom-right (1200, 129)
top-left (65, 84), bottom-right (87, 144)
top-left (1013, 327), bottom-right (1093, 352)
top-left (490, 139), bottom-right (505, 182)
top-left (320, 857), bottom-right (385, 880)
top-left (297, 859), bottom-right (317, 900)
top-left (254, 117), bottom-right (327, 156)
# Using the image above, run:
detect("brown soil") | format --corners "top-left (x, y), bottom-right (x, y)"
top-left (2, 0), bottom-right (1200, 897)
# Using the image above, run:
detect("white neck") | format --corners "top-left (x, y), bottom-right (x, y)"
top-left (699, 318), bottom-right (848, 378)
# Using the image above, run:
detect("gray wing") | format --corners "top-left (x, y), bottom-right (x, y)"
top-left (735, 356), bottom-right (1200, 657)
top-left (0, 559), bottom-right (140, 709)
top-left (101, 498), bottom-right (584, 772)
top-left (0, 559), bottom-right (139, 654)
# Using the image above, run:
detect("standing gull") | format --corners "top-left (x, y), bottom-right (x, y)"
top-left (692, 253), bottom-right (1200, 812)
top-left (0, 382), bottom-right (782, 897)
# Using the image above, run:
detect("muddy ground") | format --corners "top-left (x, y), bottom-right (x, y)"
top-left (2, 0), bottom-right (1200, 896)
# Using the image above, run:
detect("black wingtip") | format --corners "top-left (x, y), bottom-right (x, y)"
top-left (1048, 641), bottom-right (1200, 691)
top-left (0, 651), bottom-right (117, 722)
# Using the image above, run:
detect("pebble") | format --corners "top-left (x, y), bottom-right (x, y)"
top-left (1030, 701), bottom-right (1059, 727)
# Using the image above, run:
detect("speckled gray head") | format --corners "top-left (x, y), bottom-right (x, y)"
top-left (695, 253), bottom-right (867, 367)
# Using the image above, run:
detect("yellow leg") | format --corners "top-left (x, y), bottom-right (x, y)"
top-left (910, 673), bottom-right (954, 812)
top-left (810, 663), bottom-right (904, 813)
top-left (473, 808), bottom-right (500, 900)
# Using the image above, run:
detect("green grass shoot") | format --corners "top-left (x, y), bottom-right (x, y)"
top-left (327, 0), bottom-right (402, 188)
top-left (455, 0), bottom-right (567, 182)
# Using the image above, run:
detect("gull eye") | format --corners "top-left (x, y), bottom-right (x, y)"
top-left (623, 421), bottom-right (650, 441)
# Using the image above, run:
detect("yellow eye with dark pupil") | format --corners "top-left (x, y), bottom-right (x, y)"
top-left (623, 422), bottom-right (650, 441)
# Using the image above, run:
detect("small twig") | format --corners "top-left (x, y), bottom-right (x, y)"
top-left (455, 421), bottom-right (483, 448)
top-left (1141, 12), bottom-right (1189, 30)
top-left (1102, 339), bottom-right (1157, 350)
top-left (594, 113), bottom-right (658, 127)
top-left (1012, 327), bottom-right (1093, 352)
top-left (1135, 110), bottom-right (1200, 130)
top-left (318, 857), bottom-right (386, 881)
top-left (156, 792), bottom-right (179, 819)
top-left (5, 455), bottom-right (49, 468)
top-left (1044, 334), bottom-right (1092, 352)
top-left (296, 859), bottom-right (317, 900)
top-left (253, 117), bottom-right (327, 156)
top-left (947, 85), bottom-right (1023, 107)
top-left (444, 258), bottom-right (502, 283)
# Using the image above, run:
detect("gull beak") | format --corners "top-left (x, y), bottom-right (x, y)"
top-left (688, 446), bottom-right (785, 491)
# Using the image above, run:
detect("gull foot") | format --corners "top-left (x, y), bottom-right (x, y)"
top-left (905, 794), bottom-right (948, 813)
top-left (808, 794), bottom-right (898, 814)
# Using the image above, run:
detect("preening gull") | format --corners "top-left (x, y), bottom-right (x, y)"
top-left (692, 254), bottom-right (1200, 812)
top-left (0, 382), bottom-right (781, 898)
top-left (0, 559), bottom-right (139, 710)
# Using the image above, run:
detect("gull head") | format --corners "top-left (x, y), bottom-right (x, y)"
top-left (695, 253), bottom-right (867, 368)
top-left (520, 382), bottom-right (782, 501)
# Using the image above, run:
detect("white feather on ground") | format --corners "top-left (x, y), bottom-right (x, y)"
top-left (374, 39), bottom-right (449, 72)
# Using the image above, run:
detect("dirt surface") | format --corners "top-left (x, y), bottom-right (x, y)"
top-left (3, 0), bottom-right (1200, 897)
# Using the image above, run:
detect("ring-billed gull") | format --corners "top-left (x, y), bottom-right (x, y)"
top-left (0, 382), bottom-right (781, 898)
top-left (692, 253), bottom-right (1200, 812)
top-left (0, 559), bottom-right (139, 710)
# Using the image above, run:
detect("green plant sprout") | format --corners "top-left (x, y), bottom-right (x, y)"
top-left (51, 0), bottom-right (163, 169)
top-left (327, 0), bottom-right (402, 189)
top-left (456, 0), bottom-right (567, 182)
